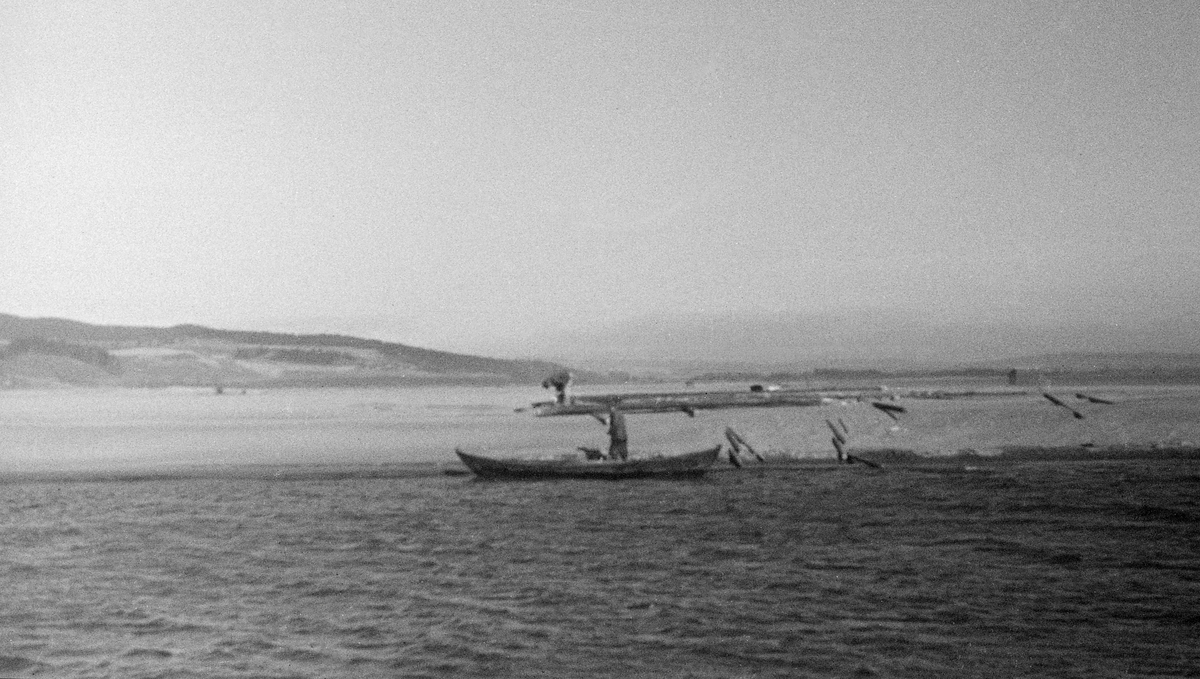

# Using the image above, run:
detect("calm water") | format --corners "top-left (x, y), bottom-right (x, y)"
top-left (3, 459), bottom-right (1198, 678)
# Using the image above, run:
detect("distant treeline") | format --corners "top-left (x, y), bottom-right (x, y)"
top-left (0, 336), bottom-right (117, 370)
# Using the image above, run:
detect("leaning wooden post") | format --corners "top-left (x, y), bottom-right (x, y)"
top-left (826, 419), bottom-right (847, 445)
top-left (725, 427), bottom-right (763, 462)
top-left (832, 436), bottom-right (847, 464)
top-left (726, 446), bottom-right (743, 468)
top-left (724, 427), bottom-right (743, 455)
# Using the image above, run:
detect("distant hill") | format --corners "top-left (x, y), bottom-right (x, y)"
top-left (518, 309), bottom-right (1200, 372)
top-left (998, 351), bottom-right (1200, 384)
top-left (1006, 352), bottom-right (1200, 372)
top-left (678, 351), bottom-right (1200, 387)
top-left (0, 313), bottom-right (577, 389)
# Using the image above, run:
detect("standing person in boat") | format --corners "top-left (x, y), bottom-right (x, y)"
top-left (607, 407), bottom-right (629, 460)
top-left (542, 370), bottom-right (573, 405)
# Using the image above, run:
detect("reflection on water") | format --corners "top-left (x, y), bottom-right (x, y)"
top-left (2, 461), bottom-right (1198, 677)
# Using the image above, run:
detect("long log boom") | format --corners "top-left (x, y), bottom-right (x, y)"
top-left (520, 387), bottom-right (1032, 417)
top-left (524, 390), bottom-right (827, 416)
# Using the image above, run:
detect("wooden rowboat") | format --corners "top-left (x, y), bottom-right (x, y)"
top-left (454, 445), bottom-right (722, 480)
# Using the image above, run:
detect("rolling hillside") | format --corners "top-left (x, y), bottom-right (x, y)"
top-left (0, 314), bottom-right (574, 389)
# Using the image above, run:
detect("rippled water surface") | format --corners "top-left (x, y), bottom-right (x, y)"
top-left (3, 460), bottom-right (1198, 678)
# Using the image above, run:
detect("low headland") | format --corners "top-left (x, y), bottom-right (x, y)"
top-left (0, 313), bottom-right (573, 389)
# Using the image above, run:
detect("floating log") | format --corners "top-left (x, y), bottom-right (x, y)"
top-left (871, 402), bottom-right (903, 420)
top-left (1075, 392), bottom-right (1115, 405)
top-left (845, 453), bottom-right (882, 469)
top-left (1044, 392), bottom-right (1085, 419)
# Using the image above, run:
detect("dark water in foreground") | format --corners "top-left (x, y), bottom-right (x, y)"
top-left (3, 461), bottom-right (1198, 678)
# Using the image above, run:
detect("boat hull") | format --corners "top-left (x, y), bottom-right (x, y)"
top-left (454, 445), bottom-right (722, 480)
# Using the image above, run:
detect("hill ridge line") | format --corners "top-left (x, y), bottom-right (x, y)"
top-left (0, 313), bottom-right (576, 388)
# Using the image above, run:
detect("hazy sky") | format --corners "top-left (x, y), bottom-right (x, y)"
top-left (3, 1), bottom-right (1198, 359)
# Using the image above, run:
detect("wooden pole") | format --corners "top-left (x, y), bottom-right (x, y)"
top-left (832, 436), bottom-right (846, 463)
top-left (826, 419), bottom-right (847, 445)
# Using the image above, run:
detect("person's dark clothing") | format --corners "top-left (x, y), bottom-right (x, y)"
top-left (607, 409), bottom-right (628, 460)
